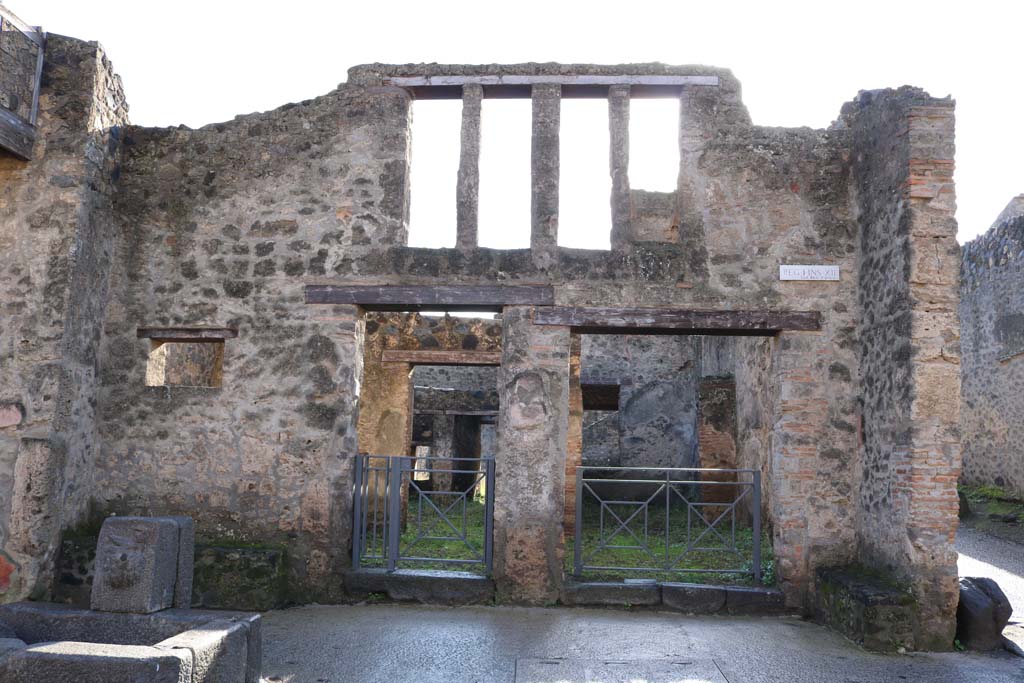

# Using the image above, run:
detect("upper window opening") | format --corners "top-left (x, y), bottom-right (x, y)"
top-left (629, 98), bottom-right (680, 192)
top-left (478, 98), bottom-right (531, 249)
top-left (138, 328), bottom-right (235, 388)
top-left (559, 99), bottom-right (611, 250)
top-left (146, 341), bottom-right (224, 388)
top-left (408, 99), bottom-right (462, 248)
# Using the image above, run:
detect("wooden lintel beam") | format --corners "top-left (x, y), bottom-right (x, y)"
top-left (386, 74), bottom-right (719, 87)
top-left (137, 327), bottom-right (238, 342)
top-left (382, 349), bottom-right (501, 366)
top-left (531, 307), bottom-right (821, 335)
top-left (415, 409), bottom-right (500, 417)
top-left (304, 284), bottom-right (554, 311)
top-left (0, 107), bottom-right (35, 160)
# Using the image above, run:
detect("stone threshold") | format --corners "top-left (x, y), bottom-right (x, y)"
top-left (344, 568), bottom-right (496, 605)
top-left (344, 570), bottom-right (788, 615)
top-left (562, 580), bottom-right (789, 615)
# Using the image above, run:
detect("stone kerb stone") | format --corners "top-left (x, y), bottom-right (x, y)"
top-left (90, 517), bottom-right (181, 614)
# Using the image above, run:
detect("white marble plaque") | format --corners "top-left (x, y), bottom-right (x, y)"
top-left (779, 264), bottom-right (839, 281)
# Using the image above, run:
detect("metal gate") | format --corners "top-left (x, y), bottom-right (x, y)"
top-left (352, 454), bottom-right (494, 573)
top-left (573, 466), bottom-right (762, 583)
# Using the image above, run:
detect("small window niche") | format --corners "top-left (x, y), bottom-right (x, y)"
top-left (137, 328), bottom-right (236, 388)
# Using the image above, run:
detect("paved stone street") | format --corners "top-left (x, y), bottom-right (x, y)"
top-left (260, 602), bottom-right (1023, 683)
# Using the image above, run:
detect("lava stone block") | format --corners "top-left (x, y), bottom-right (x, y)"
top-left (91, 517), bottom-right (180, 614)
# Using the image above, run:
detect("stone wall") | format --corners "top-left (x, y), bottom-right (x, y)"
top-left (734, 337), bottom-right (775, 522)
top-left (0, 45), bottom-right (964, 639)
top-left (0, 36), bottom-right (127, 601)
top-left (580, 335), bottom-right (700, 469)
top-left (960, 208), bottom-right (1024, 497)
top-left (92, 76), bottom-right (410, 598)
top-left (844, 88), bottom-right (961, 649)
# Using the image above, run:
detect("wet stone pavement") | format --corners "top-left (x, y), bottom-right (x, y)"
top-left (260, 602), bottom-right (1023, 683)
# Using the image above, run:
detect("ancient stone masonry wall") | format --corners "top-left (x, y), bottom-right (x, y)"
top-left (960, 209), bottom-right (1024, 497)
top-left (734, 337), bottom-right (774, 522)
top-left (844, 88), bottom-right (960, 649)
top-left (0, 36), bottom-right (128, 602)
top-left (580, 334), bottom-right (699, 469)
top-left (94, 80), bottom-right (411, 600)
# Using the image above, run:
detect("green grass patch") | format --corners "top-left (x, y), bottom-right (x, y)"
top-left (358, 490), bottom-right (775, 585)
top-left (566, 499), bottom-right (773, 585)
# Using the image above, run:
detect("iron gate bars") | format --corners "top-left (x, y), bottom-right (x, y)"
top-left (573, 466), bottom-right (762, 583)
top-left (352, 454), bottom-right (495, 573)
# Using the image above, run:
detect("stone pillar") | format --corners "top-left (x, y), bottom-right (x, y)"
top-left (6, 437), bottom-right (65, 600)
top-left (531, 84), bottom-right (560, 257)
top-left (676, 85), bottom-right (711, 279)
top-left (430, 414), bottom-right (455, 492)
top-left (316, 305), bottom-right (365, 590)
top-left (456, 84), bottom-right (482, 250)
top-left (608, 85), bottom-right (630, 249)
top-left (494, 307), bottom-right (570, 603)
top-left (563, 334), bottom-right (583, 534)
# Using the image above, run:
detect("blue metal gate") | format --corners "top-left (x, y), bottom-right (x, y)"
top-left (352, 454), bottom-right (494, 573)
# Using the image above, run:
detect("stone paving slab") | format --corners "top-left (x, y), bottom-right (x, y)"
top-left (259, 604), bottom-right (1024, 683)
top-left (515, 657), bottom-right (726, 682)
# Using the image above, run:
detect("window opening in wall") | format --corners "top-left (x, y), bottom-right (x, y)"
top-left (408, 99), bottom-right (462, 248)
top-left (629, 98), bottom-right (680, 191)
top-left (478, 98), bottom-right (531, 249)
top-left (559, 99), bottom-right (612, 249)
top-left (146, 340), bottom-right (224, 388)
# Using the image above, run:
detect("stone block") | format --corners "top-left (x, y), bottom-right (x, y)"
top-left (0, 641), bottom-right (193, 683)
top-left (170, 517), bottom-right (195, 609)
top-left (0, 402), bottom-right (23, 428)
top-left (562, 581), bottom-right (661, 607)
top-left (724, 585), bottom-right (787, 615)
top-left (91, 517), bottom-right (180, 613)
top-left (0, 620), bottom-right (16, 639)
top-left (661, 582), bottom-right (727, 614)
top-left (814, 567), bottom-right (916, 652)
top-left (344, 569), bottom-right (494, 605)
top-left (158, 618), bottom-right (248, 683)
top-left (956, 577), bottom-right (1013, 651)
top-left (193, 544), bottom-right (287, 611)
top-left (0, 637), bottom-right (26, 657)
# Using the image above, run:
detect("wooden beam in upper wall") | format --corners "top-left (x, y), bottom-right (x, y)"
top-left (304, 284), bottom-right (554, 311)
top-left (382, 349), bottom-right (502, 366)
top-left (531, 307), bottom-right (822, 335)
top-left (0, 107), bottom-right (35, 160)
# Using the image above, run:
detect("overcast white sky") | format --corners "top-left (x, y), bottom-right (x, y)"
top-left (16, 0), bottom-right (1024, 246)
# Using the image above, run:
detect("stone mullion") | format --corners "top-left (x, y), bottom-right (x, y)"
top-left (530, 84), bottom-right (561, 256)
top-left (456, 84), bottom-right (483, 249)
top-left (608, 84), bottom-right (631, 248)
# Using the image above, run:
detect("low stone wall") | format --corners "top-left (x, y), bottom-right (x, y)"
top-left (814, 566), bottom-right (917, 652)
top-left (54, 536), bottom-right (289, 612)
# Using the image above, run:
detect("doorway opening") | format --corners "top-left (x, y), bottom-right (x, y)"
top-left (566, 333), bottom-right (774, 586)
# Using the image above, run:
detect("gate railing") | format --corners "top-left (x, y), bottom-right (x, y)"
top-left (573, 466), bottom-right (762, 583)
top-left (352, 454), bottom-right (494, 573)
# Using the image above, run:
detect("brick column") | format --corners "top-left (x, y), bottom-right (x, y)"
top-left (456, 84), bottom-right (482, 249)
top-left (531, 84), bottom-right (560, 257)
top-left (494, 306), bottom-right (569, 603)
top-left (608, 84), bottom-right (631, 249)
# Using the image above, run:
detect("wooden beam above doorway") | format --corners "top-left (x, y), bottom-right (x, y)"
top-left (304, 284), bottom-right (554, 311)
top-left (381, 349), bottom-right (502, 366)
top-left (531, 307), bottom-right (821, 335)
